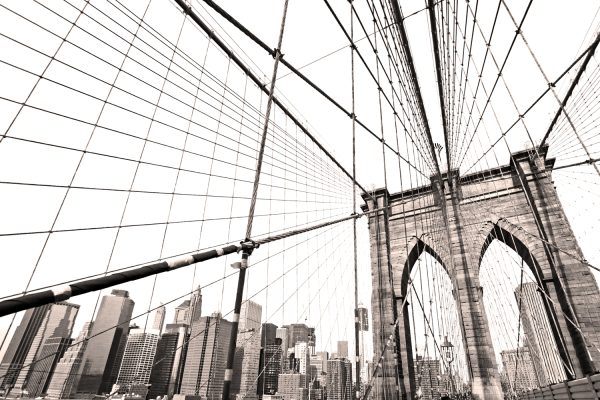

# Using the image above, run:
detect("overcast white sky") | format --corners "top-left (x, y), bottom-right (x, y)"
top-left (1, 0), bottom-right (600, 386)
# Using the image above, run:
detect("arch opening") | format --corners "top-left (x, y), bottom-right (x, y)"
top-left (479, 231), bottom-right (569, 398)
top-left (401, 240), bottom-right (469, 399)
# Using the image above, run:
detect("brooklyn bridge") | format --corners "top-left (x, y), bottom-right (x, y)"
top-left (0, 1), bottom-right (599, 400)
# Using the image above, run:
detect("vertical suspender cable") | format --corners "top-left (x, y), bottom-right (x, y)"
top-left (222, 1), bottom-right (290, 399)
top-left (350, 1), bottom-right (362, 398)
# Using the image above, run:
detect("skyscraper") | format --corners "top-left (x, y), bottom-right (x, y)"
top-left (278, 373), bottom-right (307, 400)
top-left (0, 304), bottom-right (52, 393)
top-left (76, 289), bottom-right (135, 395)
top-left (23, 337), bottom-right (72, 397)
top-left (309, 352), bottom-right (328, 389)
top-left (501, 347), bottom-right (539, 392)
top-left (257, 338), bottom-right (282, 396)
top-left (152, 305), bottom-right (166, 334)
top-left (276, 327), bottom-right (289, 372)
top-left (13, 302), bottom-right (79, 395)
top-left (148, 323), bottom-right (189, 399)
top-left (47, 322), bottom-right (93, 399)
top-left (173, 300), bottom-right (190, 325)
top-left (414, 356), bottom-right (442, 400)
top-left (282, 324), bottom-right (315, 352)
top-left (327, 358), bottom-right (353, 400)
top-left (257, 323), bottom-right (279, 398)
top-left (336, 341), bottom-right (348, 359)
top-left (188, 285), bottom-right (202, 325)
top-left (232, 300), bottom-right (262, 400)
top-left (294, 342), bottom-right (309, 375)
top-left (261, 323), bottom-right (278, 348)
top-left (112, 329), bottom-right (160, 398)
top-left (180, 312), bottom-right (232, 400)
top-left (515, 282), bottom-right (566, 386)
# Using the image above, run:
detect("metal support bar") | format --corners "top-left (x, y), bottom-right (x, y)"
top-left (0, 210), bottom-right (378, 318)
top-left (222, 1), bottom-right (289, 398)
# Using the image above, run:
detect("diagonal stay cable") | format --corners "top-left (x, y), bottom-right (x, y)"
top-left (195, 0), bottom-right (431, 178)
top-left (173, 0), bottom-right (374, 195)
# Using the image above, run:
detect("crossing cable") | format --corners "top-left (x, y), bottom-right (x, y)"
top-left (194, 0), bottom-right (430, 179)
top-left (323, 0), bottom-right (440, 175)
top-left (0, 214), bottom-right (345, 388)
top-left (541, 32), bottom-right (600, 146)
top-left (171, 0), bottom-right (372, 196)
top-left (273, 1), bottom-right (441, 84)
top-left (61, 0), bottom-right (356, 187)
top-left (453, 0), bottom-right (502, 166)
top-left (450, 0), bottom-right (479, 166)
top-left (0, 2), bottom-right (352, 200)
top-left (456, 0), bottom-right (535, 169)
top-left (362, 282), bottom-right (412, 400)
top-left (427, 0), bottom-right (452, 171)
top-left (463, 39), bottom-right (599, 173)
top-left (0, 42), bottom-right (349, 200)
top-left (550, 67), bottom-right (600, 156)
top-left (496, 0), bottom-right (600, 178)
top-left (377, 0), bottom-right (443, 175)
top-left (221, 4), bottom-right (287, 392)
top-left (357, 1), bottom-right (439, 167)
top-left (350, 1), bottom-right (362, 397)
top-left (0, 206), bottom-right (386, 318)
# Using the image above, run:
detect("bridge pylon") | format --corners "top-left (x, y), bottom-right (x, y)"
top-left (363, 146), bottom-right (600, 400)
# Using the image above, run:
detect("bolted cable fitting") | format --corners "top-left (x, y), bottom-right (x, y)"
top-left (239, 238), bottom-right (259, 254)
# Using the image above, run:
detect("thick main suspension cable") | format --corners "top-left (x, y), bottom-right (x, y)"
top-left (0, 210), bottom-right (376, 318)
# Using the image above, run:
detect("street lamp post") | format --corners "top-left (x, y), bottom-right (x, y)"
top-left (441, 336), bottom-right (455, 398)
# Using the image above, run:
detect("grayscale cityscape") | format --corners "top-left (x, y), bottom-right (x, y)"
top-left (1, 1), bottom-right (600, 400)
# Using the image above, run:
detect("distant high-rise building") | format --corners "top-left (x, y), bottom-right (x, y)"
top-left (276, 328), bottom-right (289, 372)
top-left (257, 338), bottom-right (282, 396)
top-left (257, 323), bottom-right (279, 398)
top-left (278, 373), bottom-right (307, 400)
top-left (337, 341), bottom-right (348, 359)
top-left (13, 302), bottom-right (79, 395)
top-left (357, 306), bottom-right (369, 331)
top-left (112, 329), bottom-right (160, 398)
top-left (76, 289), bottom-right (135, 395)
top-left (282, 324), bottom-right (315, 353)
top-left (327, 358), bottom-right (353, 400)
top-left (188, 286), bottom-right (202, 325)
top-left (232, 301), bottom-right (262, 400)
top-left (47, 322), bottom-right (93, 399)
top-left (294, 342), bottom-right (310, 375)
top-left (309, 352), bottom-right (328, 388)
top-left (414, 356), bottom-right (442, 400)
top-left (24, 337), bottom-right (73, 397)
top-left (148, 323), bottom-right (189, 399)
top-left (152, 305), bottom-right (166, 334)
top-left (501, 347), bottom-right (539, 393)
top-left (180, 312), bottom-right (232, 399)
top-left (0, 304), bottom-right (52, 393)
top-left (173, 300), bottom-right (190, 325)
top-left (261, 323), bottom-right (278, 348)
top-left (515, 282), bottom-right (566, 386)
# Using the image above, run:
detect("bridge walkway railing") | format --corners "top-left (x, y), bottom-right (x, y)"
top-left (518, 373), bottom-right (600, 400)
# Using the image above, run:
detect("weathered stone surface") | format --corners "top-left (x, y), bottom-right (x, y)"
top-left (362, 147), bottom-right (600, 400)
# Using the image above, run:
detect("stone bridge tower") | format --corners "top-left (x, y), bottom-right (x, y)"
top-left (362, 147), bottom-right (600, 400)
